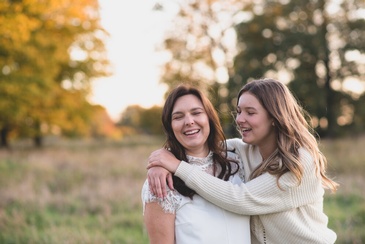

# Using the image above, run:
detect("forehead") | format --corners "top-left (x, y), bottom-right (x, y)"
top-left (173, 94), bottom-right (203, 111)
top-left (238, 92), bottom-right (262, 109)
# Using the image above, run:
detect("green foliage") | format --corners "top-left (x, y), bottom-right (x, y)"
top-left (139, 106), bottom-right (164, 134)
top-left (119, 105), bottom-right (164, 135)
top-left (230, 0), bottom-right (365, 137)
top-left (155, 0), bottom-right (365, 138)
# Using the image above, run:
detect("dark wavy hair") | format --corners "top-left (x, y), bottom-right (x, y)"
top-left (162, 84), bottom-right (238, 198)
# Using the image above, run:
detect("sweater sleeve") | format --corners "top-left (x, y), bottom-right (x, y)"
top-left (175, 148), bottom-right (324, 215)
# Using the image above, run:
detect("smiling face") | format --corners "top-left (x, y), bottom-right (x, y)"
top-left (171, 94), bottom-right (210, 157)
top-left (235, 92), bottom-right (276, 155)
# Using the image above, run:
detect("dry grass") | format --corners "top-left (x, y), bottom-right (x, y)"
top-left (0, 136), bottom-right (164, 243)
top-left (0, 135), bottom-right (364, 243)
top-left (320, 135), bottom-right (365, 198)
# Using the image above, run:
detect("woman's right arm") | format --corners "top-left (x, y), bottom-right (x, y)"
top-left (141, 180), bottom-right (176, 244)
top-left (144, 202), bottom-right (175, 244)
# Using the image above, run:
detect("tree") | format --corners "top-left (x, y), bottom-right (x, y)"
top-left (89, 105), bottom-right (121, 139)
top-left (229, 0), bottom-right (365, 137)
top-left (154, 0), bottom-right (365, 138)
top-left (0, 0), bottom-right (111, 147)
top-left (154, 0), bottom-right (241, 97)
top-left (152, 0), bottom-right (245, 135)
top-left (140, 106), bottom-right (163, 135)
top-left (118, 105), bottom-right (163, 135)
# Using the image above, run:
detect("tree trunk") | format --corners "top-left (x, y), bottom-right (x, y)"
top-left (321, 2), bottom-right (336, 138)
top-left (0, 127), bottom-right (9, 148)
top-left (33, 135), bottom-right (43, 148)
top-left (324, 60), bottom-right (336, 138)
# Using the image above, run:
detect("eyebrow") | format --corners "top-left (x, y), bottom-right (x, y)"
top-left (237, 105), bottom-right (257, 110)
top-left (172, 107), bottom-right (204, 116)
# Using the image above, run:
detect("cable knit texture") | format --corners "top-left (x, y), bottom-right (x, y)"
top-left (175, 138), bottom-right (337, 244)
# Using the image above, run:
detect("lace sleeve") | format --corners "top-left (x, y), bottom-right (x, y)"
top-left (141, 180), bottom-right (183, 214)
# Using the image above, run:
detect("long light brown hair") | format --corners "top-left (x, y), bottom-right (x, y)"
top-left (237, 78), bottom-right (338, 192)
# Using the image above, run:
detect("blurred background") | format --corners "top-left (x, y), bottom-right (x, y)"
top-left (0, 0), bottom-right (364, 243)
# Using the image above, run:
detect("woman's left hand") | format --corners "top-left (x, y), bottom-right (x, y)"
top-left (147, 148), bottom-right (181, 173)
top-left (147, 167), bottom-right (173, 199)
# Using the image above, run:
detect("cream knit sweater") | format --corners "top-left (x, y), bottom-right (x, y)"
top-left (174, 138), bottom-right (337, 244)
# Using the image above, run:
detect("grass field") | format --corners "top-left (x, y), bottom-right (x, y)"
top-left (0, 135), bottom-right (364, 243)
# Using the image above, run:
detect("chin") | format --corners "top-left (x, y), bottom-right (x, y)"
top-left (242, 137), bottom-right (253, 144)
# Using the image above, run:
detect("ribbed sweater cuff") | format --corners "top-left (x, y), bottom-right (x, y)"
top-left (175, 161), bottom-right (194, 181)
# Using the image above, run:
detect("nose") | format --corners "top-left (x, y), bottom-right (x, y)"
top-left (185, 115), bottom-right (194, 126)
top-left (235, 112), bottom-right (245, 124)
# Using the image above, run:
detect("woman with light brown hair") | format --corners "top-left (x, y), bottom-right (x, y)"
top-left (147, 78), bottom-right (339, 244)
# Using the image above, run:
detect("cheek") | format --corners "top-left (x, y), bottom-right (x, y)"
top-left (263, 121), bottom-right (275, 135)
top-left (171, 121), bottom-right (181, 135)
top-left (202, 119), bottom-right (211, 134)
top-left (256, 117), bottom-right (272, 131)
top-left (204, 125), bottom-right (211, 138)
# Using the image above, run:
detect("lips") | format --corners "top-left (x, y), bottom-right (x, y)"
top-left (184, 129), bottom-right (200, 135)
top-left (241, 128), bottom-right (251, 133)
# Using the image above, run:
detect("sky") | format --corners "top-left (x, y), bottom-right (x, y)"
top-left (90, 1), bottom-right (175, 121)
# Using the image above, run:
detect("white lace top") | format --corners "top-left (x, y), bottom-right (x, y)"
top-left (141, 151), bottom-right (251, 244)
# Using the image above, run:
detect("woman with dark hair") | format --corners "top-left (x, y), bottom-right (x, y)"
top-left (141, 84), bottom-right (250, 243)
top-left (147, 78), bottom-right (338, 244)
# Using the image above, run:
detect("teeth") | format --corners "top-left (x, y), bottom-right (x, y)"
top-left (242, 128), bottom-right (251, 132)
top-left (185, 129), bottom-right (199, 135)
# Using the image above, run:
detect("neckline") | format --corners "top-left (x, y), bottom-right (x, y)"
top-left (186, 151), bottom-right (213, 165)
